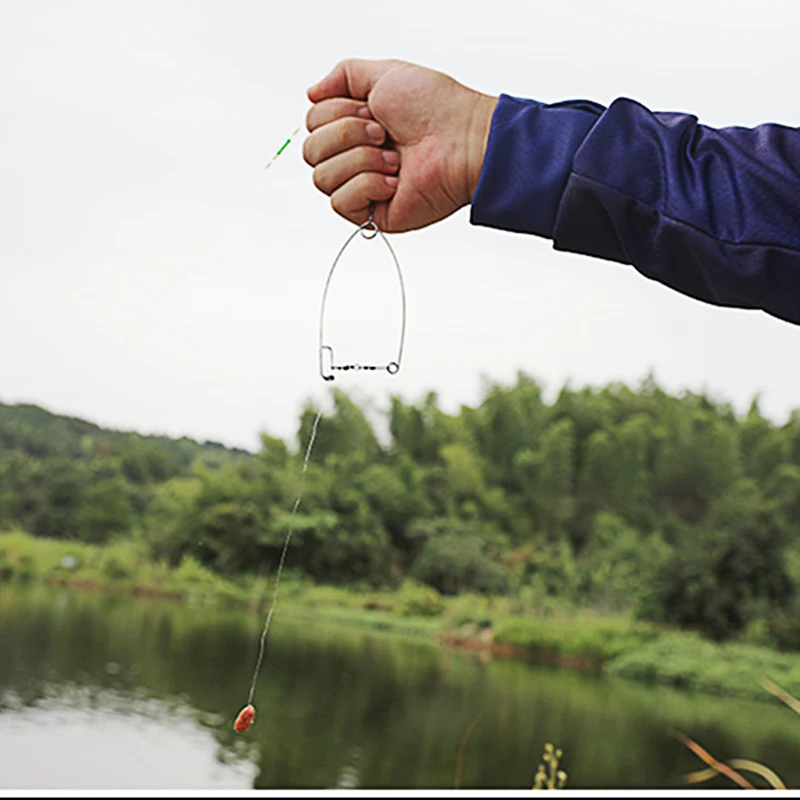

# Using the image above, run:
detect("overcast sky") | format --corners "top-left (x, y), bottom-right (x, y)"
top-left (2, 0), bottom-right (800, 451)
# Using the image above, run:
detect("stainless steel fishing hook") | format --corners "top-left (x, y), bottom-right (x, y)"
top-left (318, 203), bottom-right (407, 381)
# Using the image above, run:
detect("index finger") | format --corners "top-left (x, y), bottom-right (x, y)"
top-left (306, 97), bottom-right (371, 133)
top-left (307, 58), bottom-right (403, 102)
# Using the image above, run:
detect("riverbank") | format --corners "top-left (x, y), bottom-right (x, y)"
top-left (2, 529), bottom-right (800, 705)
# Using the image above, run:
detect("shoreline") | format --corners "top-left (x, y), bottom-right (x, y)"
top-left (436, 632), bottom-right (603, 672)
top-left (3, 529), bottom-right (800, 707)
top-left (46, 575), bottom-right (187, 602)
top-left (8, 570), bottom-right (605, 670)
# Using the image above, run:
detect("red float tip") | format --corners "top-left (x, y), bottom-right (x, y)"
top-left (233, 703), bottom-right (256, 733)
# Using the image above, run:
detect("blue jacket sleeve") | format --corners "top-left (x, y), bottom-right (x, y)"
top-left (470, 94), bottom-right (800, 325)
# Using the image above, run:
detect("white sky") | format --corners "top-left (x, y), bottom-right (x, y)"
top-left (2, 0), bottom-right (800, 451)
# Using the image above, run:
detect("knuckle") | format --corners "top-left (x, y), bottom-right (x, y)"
top-left (324, 98), bottom-right (347, 125)
top-left (340, 117), bottom-right (360, 145)
top-left (302, 137), bottom-right (316, 167)
top-left (317, 98), bottom-right (343, 123)
top-left (337, 57), bottom-right (356, 77)
top-left (312, 167), bottom-right (328, 194)
top-left (330, 193), bottom-right (344, 216)
top-left (362, 171), bottom-right (379, 189)
top-left (354, 117), bottom-right (375, 143)
top-left (361, 147), bottom-right (377, 170)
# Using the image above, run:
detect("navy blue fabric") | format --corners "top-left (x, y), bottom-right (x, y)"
top-left (470, 93), bottom-right (800, 324)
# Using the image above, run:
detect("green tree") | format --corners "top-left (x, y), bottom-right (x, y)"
top-left (639, 481), bottom-right (794, 638)
top-left (580, 512), bottom-right (668, 609)
top-left (409, 518), bottom-right (509, 595)
top-left (74, 475), bottom-right (135, 543)
top-left (651, 404), bottom-right (741, 523)
top-left (512, 418), bottom-right (575, 538)
top-left (299, 391), bottom-right (381, 464)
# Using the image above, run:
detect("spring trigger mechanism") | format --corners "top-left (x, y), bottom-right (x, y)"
top-left (318, 203), bottom-right (406, 382)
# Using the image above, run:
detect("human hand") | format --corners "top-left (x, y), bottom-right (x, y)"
top-left (304, 58), bottom-right (498, 233)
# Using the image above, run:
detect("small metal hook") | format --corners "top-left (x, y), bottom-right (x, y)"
top-left (360, 201), bottom-right (378, 240)
top-left (319, 345), bottom-right (335, 381)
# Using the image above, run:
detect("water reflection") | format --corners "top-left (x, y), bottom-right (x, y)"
top-left (2, 582), bottom-right (800, 789)
top-left (334, 745), bottom-right (364, 789)
top-left (0, 684), bottom-right (257, 789)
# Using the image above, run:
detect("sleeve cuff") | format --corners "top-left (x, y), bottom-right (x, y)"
top-left (470, 94), bottom-right (605, 239)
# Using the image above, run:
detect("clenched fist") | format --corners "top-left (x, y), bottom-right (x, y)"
top-left (304, 59), bottom-right (498, 233)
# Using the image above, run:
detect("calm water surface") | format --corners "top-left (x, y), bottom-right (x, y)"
top-left (2, 582), bottom-right (800, 789)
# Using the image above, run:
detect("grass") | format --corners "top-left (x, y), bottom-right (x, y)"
top-left (0, 529), bottom-right (249, 606)
top-left (489, 616), bottom-right (800, 704)
top-left (607, 632), bottom-right (800, 702)
top-left (3, 528), bottom-right (800, 707)
top-left (674, 680), bottom-right (800, 790)
top-left (0, 530), bottom-right (441, 636)
top-left (280, 605), bottom-right (443, 639)
top-left (492, 615), bottom-right (661, 664)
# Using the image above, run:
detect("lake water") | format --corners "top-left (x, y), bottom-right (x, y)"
top-left (2, 582), bottom-right (799, 790)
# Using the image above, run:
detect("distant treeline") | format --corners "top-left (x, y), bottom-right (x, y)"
top-left (2, 375), bottom-right (800, 643)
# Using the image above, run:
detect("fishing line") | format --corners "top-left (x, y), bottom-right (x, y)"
top-left (233, 135), bottom-right (408, 736)
top-left (201, 127), bottom-right (303, 253)
top-left (240, 408), bottom-right (322, 715)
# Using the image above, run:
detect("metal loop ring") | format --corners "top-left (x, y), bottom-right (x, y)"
top-left (360, 223), bottom-right (379, 240)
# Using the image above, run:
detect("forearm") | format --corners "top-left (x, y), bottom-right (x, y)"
top-left (471, 94), bottom-right (800, 325)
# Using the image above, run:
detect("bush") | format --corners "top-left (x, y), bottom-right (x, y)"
top-left (15, 555), bottom-right (36, 582)
top-left (99, 539), bottom-right (144, 582)
top-left (397, 580), bottom-right (444, 618)
top-left (441, 593), bottom-right (498, 630)
top-left (0, 547), bottom-right (12, 581)
top-left (410, 523), bottom-right (509, 595)
top-left (173, 555), bottom-right (219, 586)
top-left (510, 541), bottom-right (581, 602)
top-left (580, 513), bottom-right (669, 609)
top-left (607, 633), bottom-right (800, 701)
top-left (213, 581), bottom-right (247, 608)
top-left (165, 554), bottom-right (248, 605)
top-left (637, 486), bottom-right (794, 640)
top-left (101, 555), bottom-right (132, 581)
top-left (494, 616), bottom-right (658, 663)
top-left (302, 584), bottom-right (363, 609)
top-left (764, 616), bottom-right (800, 652)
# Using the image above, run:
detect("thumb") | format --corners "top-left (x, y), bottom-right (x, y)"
top-left (307, 58), bottom-right (402, 102)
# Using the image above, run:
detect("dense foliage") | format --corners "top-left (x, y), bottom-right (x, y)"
top-left (3, 373), bottom-right (800, 642)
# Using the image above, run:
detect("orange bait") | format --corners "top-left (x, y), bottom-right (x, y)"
top-left (233, 703), bottom-right (256, 733)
